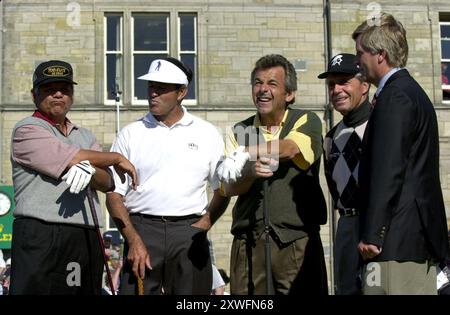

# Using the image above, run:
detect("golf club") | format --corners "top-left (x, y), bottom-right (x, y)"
top-left (262, 180), bottom-right (274, 295)
top-left (86, 188), bottom-right (116, 295)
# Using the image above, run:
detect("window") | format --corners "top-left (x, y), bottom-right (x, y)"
top-left (179, 13), bottom-right (197, 101)
top-left (104, 12), bottom-right (198, 106)
top-left (104, 13), bottom-right (123, 105)
top-left (132, 13), bottom-right (170, 104)
top-left (440, 21), bottom-right (450, 103)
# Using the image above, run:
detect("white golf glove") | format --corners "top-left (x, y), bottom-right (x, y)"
top-left (62, 160), bottom-right (96, 194)
top-left (217, 146), bottom-right (250, 183)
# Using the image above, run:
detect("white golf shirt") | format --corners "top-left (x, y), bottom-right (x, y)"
top-left (110, 107), bottom-right (224, 217)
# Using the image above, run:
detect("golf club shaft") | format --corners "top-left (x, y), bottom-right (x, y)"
top-left (263, 180), bottom-right (274, 295)
top-left (86, 188), bottom-right (116, 295)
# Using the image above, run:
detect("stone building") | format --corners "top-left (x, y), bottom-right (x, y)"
top-left (0, 0), bottom-right (449, 292)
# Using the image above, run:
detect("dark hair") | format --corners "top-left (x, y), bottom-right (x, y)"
top-left (165, 57), bottom-right (193, 83)
top-left (251, 54), bottom-right (297, 105)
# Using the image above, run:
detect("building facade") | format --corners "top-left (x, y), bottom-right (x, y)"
top-left (0, 0), bottom-right (449, 291)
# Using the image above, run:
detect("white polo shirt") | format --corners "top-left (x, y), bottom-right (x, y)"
top-left (110, 107), bottom-right (224, 216)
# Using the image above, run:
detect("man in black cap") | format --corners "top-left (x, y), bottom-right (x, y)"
top-left (9, 60), bottom-right (137, 294)
top-left (319, 53), bottom-right (371, 295)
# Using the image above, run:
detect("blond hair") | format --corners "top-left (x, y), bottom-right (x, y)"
top-left (352, 13), bottom-right (408, 68)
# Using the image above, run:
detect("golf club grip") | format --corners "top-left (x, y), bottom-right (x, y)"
top-left (137, 277), bottom-right (144, 295)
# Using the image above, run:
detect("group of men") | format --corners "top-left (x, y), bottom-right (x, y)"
top-left (323, 13), bottom-right (448, 295)
top-left (8, 12), bottom-right (449, 295)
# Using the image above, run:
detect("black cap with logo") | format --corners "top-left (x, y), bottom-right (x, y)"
top-left (318, 53), bottom-right (360, 79)
top-left (32, 60), bottom-right (78, 89)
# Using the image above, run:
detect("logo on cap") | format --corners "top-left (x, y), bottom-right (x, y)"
top-left (155, 61), bottom-right (162, 72)
top-left (43, 66), bottom-right (70, 77)
top-left (331, 55), bottom-right (343, 66)
top-left (317, 53), bottom-right (360, 79)
top-left (188, 143), bottom-right (198, 150)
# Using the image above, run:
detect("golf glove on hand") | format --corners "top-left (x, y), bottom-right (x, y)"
top-left (62, 160), bottom-right (96, 194)
top-left (217, 146), bottom-right (250, 183)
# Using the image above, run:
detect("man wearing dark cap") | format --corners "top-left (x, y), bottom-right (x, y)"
top-left (106, 57), bottom-right (230, 295)
top-left (319, 53), bottom-right (370, 295)
top-left (9, 60), bottom-right (137, 295)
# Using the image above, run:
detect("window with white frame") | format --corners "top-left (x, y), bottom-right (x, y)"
top-left (179, 13), bottom-right (197, 101)
top-left (440, 21), bottom-right (450, 103)
top-left (104, 13), bottom-right (123, 105)
top-left (132, 13), bottom-right (170, 104)
top-left (104, 12), bottom-right (198, 106)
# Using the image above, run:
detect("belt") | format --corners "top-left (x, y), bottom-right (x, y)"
top-left (130, 213), bottom-right (201, 222)
top-left (338, 208), bottom-right (359, 217)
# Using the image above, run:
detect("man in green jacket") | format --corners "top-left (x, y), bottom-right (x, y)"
top-left (218, 54), bottom-right (328, 295)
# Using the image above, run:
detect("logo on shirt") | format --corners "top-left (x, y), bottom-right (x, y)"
top-left (188, 143), bottom-right (198, 150)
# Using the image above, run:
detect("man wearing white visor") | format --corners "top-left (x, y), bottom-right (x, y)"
top-left (106, 57), bottom-right (230, 295)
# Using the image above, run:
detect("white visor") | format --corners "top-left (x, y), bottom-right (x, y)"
top-left (138, 59), bottom-right (189, 85)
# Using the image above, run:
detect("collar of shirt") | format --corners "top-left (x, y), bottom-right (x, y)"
top-left (375, 67), bottom-right (402, 97)
top-left (343, 98), bottom-right (371, 127)
top-left (253, 109), bottom-right (288, 141)
top-left (142, 105), bottom-right (193, 128)
top-left (32, 110), bottom-right (77, 133)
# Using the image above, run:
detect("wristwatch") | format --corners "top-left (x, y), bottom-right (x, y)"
top-left (0, 191), bottom-right (12, 216)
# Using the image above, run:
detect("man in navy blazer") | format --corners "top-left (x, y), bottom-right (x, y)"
top-left (352, 12), bottom-right (449, 294)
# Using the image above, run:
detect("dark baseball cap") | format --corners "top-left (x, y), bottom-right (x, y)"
top-left (33, 60), bottom-right (78, 88)
top-left (318, 53), bottom-right (360, 79)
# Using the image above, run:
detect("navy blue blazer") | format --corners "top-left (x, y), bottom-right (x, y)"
top-left (359, 69), bottom-right (449, 261)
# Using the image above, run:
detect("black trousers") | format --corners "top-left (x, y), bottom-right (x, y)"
top-left (334, 215), bottom-right (362, 295)
top-left (10, 217), bottom-right (103, 295)
top-left (120, 214), bottom-right (212, 295)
